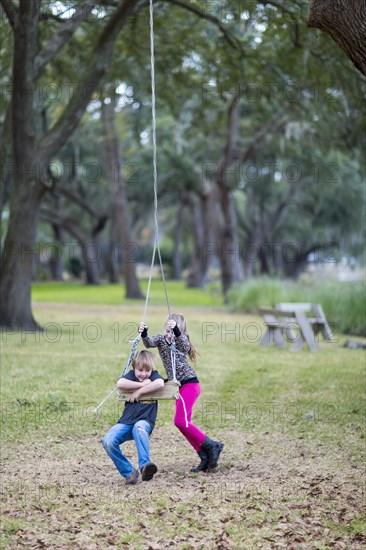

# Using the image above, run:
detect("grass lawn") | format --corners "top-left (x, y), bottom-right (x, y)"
top-left (1, 301), bottom-right (365, 549)
top-left (31, 280), bottom-right (223, 307)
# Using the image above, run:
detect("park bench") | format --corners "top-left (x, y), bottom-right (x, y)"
top-left (259, 303), bottom-right (334, 352)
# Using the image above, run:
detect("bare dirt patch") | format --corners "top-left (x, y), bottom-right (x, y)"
top-left (1, 424), bottom-right (365, 549)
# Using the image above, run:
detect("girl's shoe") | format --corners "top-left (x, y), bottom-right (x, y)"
top-left (190, 450), bottom-right (209, 472)
top-left (200, 437), bottom-right (224, 469)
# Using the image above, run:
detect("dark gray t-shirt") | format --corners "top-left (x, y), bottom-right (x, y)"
top-left (117, 369), bottom-right (163, 430)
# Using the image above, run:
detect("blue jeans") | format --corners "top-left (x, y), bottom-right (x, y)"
top-left (102, 420), bottom-right (153, 478)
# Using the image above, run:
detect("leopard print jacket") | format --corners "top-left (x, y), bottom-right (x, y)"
top-left (142, 332), bottom-right (197, 382)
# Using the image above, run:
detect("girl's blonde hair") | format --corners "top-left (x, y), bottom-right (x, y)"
top-left (166, 313), bottom-right (198, 363)
top-left (132, 350), bottom-right (156, 371)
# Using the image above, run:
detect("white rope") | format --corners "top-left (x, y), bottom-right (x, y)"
top-left (93, 387), bottom-right (118, 413)
top-left (93, 333), bottom-right (141, 412)
top-left (178, 394), bottom-right (189, 428)
top-left (121, 333), bottom-right (141, 377)
top-left (142, 239), bottom-right (157, 323)
top-left (94, 1), bottom-right (171, 413)
top-left (169, 330), bottom-right (187, 384)
top-left (148, 0), bottom-right (170, 316)
top-left (169, 330), bottom-right (180, 385)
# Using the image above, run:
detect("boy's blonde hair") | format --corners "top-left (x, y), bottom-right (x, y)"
top-left (166, 313), bottom-right (198, 363)
top-left (132, 350), bottom-right (156, 371)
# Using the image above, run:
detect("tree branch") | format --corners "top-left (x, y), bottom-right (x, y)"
top-left (216, 95), bottom-right (241, 186)
top-left (166, 0), bottom-right (242, 51)
top-left (92, 214), bottom-right (109, 236)
top-left (39, 13), bottom-right (65, 23)
top-left (99, 0), bottom-right (120, 6)
top-left (307, 0), bottom-right (366, 77)
top-left (234, 203), bottom-right (251, 236)
top-left (260, 1), bottom-right (304, 48)
top-left (57, 186), bottom-right (109, 221)
top-left (240, 106), bottom-right (288, 164)
top-left (0, 0), bottom-right (18, 27)
top-left (35, 0), bottom-right (98, 78)
top-left (259, 1), bottom-right (300, 21)
top-left (40, 208), bottom-right (87, 244)
top-left (297, 241), bottom-right (339, 258)
top-left (38, 0), bottom-right (143, 164)
top-left (268, 180), bottom-right (301, 233)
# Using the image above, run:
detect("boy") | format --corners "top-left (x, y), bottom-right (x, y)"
top-left (102, 350), bottom-right (164, 484)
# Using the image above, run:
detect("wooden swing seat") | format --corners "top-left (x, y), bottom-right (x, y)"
top-left (117, 380), bottom-right (180, 402)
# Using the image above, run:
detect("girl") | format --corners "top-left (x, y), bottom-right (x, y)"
top-left (139, 313), bottom-right (224, 472)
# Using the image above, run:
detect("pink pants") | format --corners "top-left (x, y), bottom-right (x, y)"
top-left (174, 383), bottom-right (206, 451)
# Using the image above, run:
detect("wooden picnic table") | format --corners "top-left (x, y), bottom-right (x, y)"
top-left (259, 303), bottom-right (334, 352)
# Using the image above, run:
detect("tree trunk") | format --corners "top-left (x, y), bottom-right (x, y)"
top-left (307, 0), bottom-right (366, 77)
top-left (215, 97), bottom-right (244, 298)
top-left (0, 106), bottom-right (12, 221)
top-left (243, 228), bottom-right (263, 279)
top-left (1, 188), bottom-right (44, 330)
top-left (107, 228), bottom-right (121, 284)
top-left (91, 231), bottom-right (105, 283)
top-left (218, 188), bottom-right (244, 296)
top-left (171, 197), bottom-right (185, 280)
top-left (283, 252), bottom-right (309, 279)
top-left (259, 247), bottom-right (271, 275)
top-left (82, 241), bottom-right (101, 285)
top-left (0, 1), bottom-right (43, 330)
top-left (101, 97), bottom-right (144, 299)
top-left (49, 224), bottom-right (65, 281)
top-left (186, 193), bottom-right (211, 288)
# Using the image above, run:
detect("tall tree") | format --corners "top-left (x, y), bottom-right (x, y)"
top-left (0, 0), bottom-right (144, 329)
top-left (213, 96), bottom-right (245, 297)
top-left (101, 94), bottom-right (144, 298)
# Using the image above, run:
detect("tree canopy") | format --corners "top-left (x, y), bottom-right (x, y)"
top-left (0, 0), bottom-right (365, 328)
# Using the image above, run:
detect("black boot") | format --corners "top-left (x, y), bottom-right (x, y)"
top-left (190, 450), bottom-right (209, 473)
top-left (200, 436), bottom-right (224, 469)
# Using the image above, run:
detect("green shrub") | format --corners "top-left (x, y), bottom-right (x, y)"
top-left (227, 277), bottom-right (288, 313)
